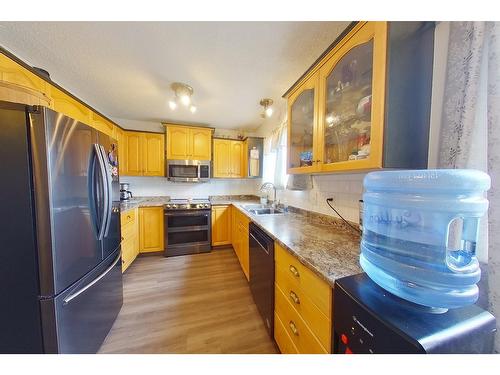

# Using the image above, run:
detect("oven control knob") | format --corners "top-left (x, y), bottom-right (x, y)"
top-left (204, 204), bottom-right (210, 208)
top-left (166, 204), bottom-right (171, 209)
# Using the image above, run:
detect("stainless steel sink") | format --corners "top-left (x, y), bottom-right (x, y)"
top-left (242, 204), bottom-right (284, 215)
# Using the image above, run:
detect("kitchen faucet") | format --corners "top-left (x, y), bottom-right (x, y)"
top-left (259, 182), bottom-right (277, 207)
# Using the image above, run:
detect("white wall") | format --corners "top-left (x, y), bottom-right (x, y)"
top-left (121, 176), bottom-right (262, 198)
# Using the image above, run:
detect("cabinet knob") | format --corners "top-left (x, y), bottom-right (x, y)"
top-left (289, 290), bottom-right (300, 305)
top-left (289, 265), bottom-right (300, 278)
top-left (289, 321), bottom-right (299, 336)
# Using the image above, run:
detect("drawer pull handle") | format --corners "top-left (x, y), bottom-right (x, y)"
top-left (121, 237), bottom-right (124, 241)
top-left (289, 321), bottom-right (299, 336)
top-left (127, 215), bottom-right (131, 219)
top-left (289, 290), bottom-right (300, 305)
top-left (289, 265), bottom-right (300, 278)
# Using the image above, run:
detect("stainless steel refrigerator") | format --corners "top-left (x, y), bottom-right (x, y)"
top-left (0, 101), bottom-right (123, 353)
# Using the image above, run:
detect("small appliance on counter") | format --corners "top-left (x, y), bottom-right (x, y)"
top-left (333, 273), bottom-right (496, 354)
top-left (120, 182), bottom-right (133, 201)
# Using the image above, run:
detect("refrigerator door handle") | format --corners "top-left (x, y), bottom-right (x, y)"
top-left (94, 144), bottom-right (109, 240)
top-left (62, 252), bottom-right (121, 305)
top-left (98, 145), bottom-right (113, 237)
top-left (89, 144), bottom-right (103, 239)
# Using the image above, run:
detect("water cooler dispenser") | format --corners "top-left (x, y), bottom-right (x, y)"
top-left (333, 169), bottom-right (496, 354)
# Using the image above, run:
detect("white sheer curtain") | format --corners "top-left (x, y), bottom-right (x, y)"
top-left (437, 21), bottom-right (500, 353)
top-left (263, 120), bottom-right (287, 189)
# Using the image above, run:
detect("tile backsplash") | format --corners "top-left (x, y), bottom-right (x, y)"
top-left (277, 173), bottom-right (366, 224)
top-left (120, 176), bottom-right (262, 199)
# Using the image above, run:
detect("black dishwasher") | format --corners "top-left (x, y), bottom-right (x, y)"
top-left (249, 223), bottom-right (275, 338)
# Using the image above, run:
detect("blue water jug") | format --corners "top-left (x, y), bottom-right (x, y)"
top-left (360, 169), bottom-right (490, 310)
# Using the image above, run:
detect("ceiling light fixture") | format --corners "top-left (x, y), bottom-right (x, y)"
top-left (260, 98), bottom-right (274, 118)
top-left (169, 82), bottom-right (197, 113)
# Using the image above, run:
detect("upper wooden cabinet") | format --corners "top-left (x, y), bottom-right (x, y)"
top-left (165, 124), bottom-right (212, 161)
top-left (113, 126), bottom-right (127, 174)
top-left (287, 73), bottom-right (320, 174)
top-left (50, 86), bottom-right (93, 125)
top-left (121, 131), bottom-right (165, 177)
top-left (285, 21), bottom-right (434, 174)
top-left (91, 112), bottom-right (115, 137)
top-left (318, 21), bottom-right (386, 172)
top-left (213, 138), bottom-right (246, 178)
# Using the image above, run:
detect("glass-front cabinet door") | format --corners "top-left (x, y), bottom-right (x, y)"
top-left (287, 73), bottom-right (320, 174)
top-left (318, 21), bottom-right (387, 172)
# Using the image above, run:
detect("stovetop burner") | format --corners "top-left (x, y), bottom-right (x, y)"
top-left (165, 198), bottom-right (211, 210)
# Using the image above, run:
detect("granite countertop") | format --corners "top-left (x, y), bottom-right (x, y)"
top-left (213, 196), bottom-right (362, 287)
top-left (120, 194), bottom-right (362, 286)
top-left (119, 196), bottom-right (171, 212)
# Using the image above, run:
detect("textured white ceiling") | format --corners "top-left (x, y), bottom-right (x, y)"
top-left (0, 21), bottom-right (350, 130)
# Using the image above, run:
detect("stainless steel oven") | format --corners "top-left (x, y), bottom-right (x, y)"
top-left (164, 199), bottom-right (212, 257)
top-left (166, 160), bottom-right (210, 182)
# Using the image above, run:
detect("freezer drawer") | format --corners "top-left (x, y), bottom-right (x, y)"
top-left (40, 249), bottom-right (123, 353)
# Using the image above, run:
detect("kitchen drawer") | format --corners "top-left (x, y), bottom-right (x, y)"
top-left (275, 283), bottom-right (328, 354)
top-left (275, 243), bottom-right (332, 317)
top-left (275, 264), bottom-right (331, 351)
top-left (120, 209), bottom-right (136, 227)
top-left (274, 312), bottom-right (299, 354)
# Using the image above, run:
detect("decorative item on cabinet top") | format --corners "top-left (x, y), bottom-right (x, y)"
top-left (284, 21), bottom-right (435, 175)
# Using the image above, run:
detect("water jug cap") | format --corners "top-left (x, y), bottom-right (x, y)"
top-left (363, 169), bottom-right (490, 193)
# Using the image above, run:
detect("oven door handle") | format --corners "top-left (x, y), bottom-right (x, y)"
top-left (164, 211), bottom-right (210, 217)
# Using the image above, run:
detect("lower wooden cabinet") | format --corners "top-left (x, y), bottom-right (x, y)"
top-left (274, 242), bottom-right (332, 353)
top-left (231, 207), bottom-right (250, 280)
top-left (139, 207), bottom-right (165, 253)
top-left (211, 205), bottom-right (232, 246)
top-left (121, 208), bottom-right (139, 272)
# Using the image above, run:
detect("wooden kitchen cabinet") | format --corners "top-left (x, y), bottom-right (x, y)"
top-left (113, 126), bottom-right (127, 174)
top-left (317, 21), bottom-right (386, 172)
top-left (287, 73), bottom-right (320, 174)
top-left (51, 86), bottom-right (93, 125)
top-left (274, 242), bottom-right (332, 353)
top-left (213, 138), bottom-right (245, 178)
top-left (231, 207), bottom-right (250, 280)
top-left (91, 112), bottom-right (115, 137)
top-left (122, 131), bottom-right (164, 177)
top-left (285, 21), bottom-right (433, 174)
top-left (211, 205), bottom-right (232, 246)
top-left (121, 208), bottom-right (139, 272)
top-left (139, 207), bottom-right (165, 253)
top-left (165, 124), bottom-right (212, 161)
top-left (0, 53), bottom-right (51, 106)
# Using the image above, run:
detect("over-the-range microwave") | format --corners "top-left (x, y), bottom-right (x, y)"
top-left (166, 160), bottom-right (210, 182)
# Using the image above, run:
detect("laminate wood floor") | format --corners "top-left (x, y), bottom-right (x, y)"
top-left (99, 248), bottom-right (278, 354)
